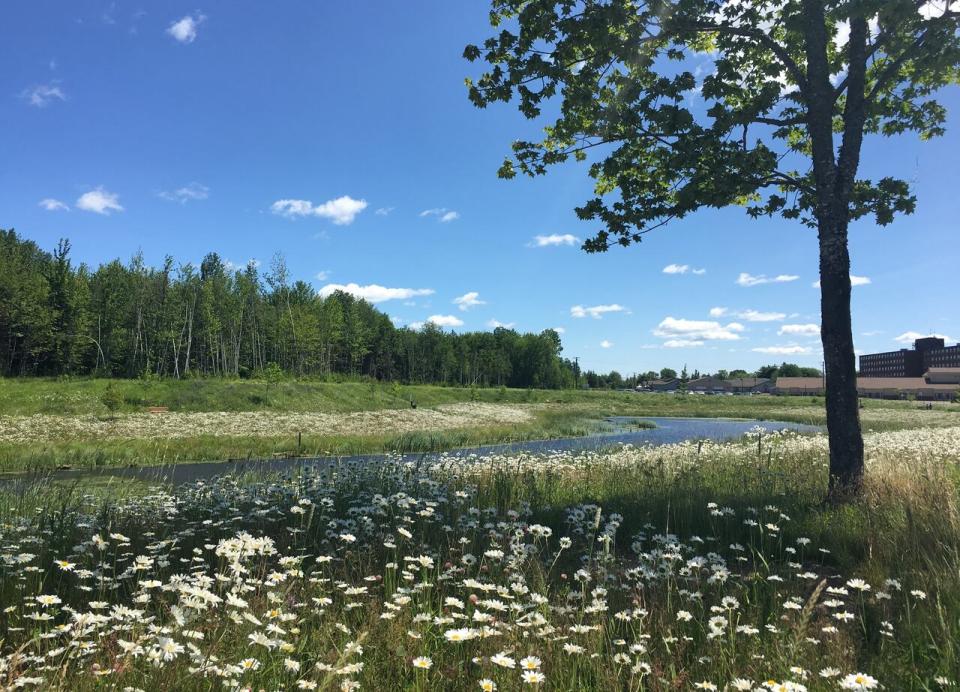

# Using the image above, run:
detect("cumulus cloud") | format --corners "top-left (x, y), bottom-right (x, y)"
top-left (663, 263), bottom-right (706, 275)
top-left (752, 345), bottom-right (813, 355)
top-left (167, 14), bottom-right (205, 43)
top-left (737, 309), bottom-right (786, 322)
top-left (158, 182), bottom-right (209, 204)
top-left (663, 339), bottom-right (705, 348)
top-left (736, 272), bottom-right (799, 287)
top-left (21, 83), bottom-right (66, 107)
top-left (420, 208), bottom-right (460, 222)
top-left (487, 319), bottom-right (515, 329)
top-left (375, 207), bottom-right (394, 216)
top-left (708, 306), bottom-right (784, 321)
top-left (552, 326), bottom-right (566, 334)
top-left (779, 323), bottom-right (820, 336)
top-left (271, 195), bottom-right (368, 225)
top-left (570, 304), bottom-right (627, 319)
top-left (453, 292), bottom-right (485, 311)
top-left (894, 331), bottom-right (955, 345)
top-left (531, 233), bottom-right (579, 247)
top-left (39, 198), bottom-right (69, 212)
top-left (600, 340), bottom-right (613, 349)
top-left (653, 316), bottom-right (744, 341)
top-left (317, 283), bottom-right (434, 303)
top-left (425, 314), bottom-right (463, 328)
top-left (315, 270), bottom-right (331, 281)
top-left (812, 274), bottom-right (871, 288)
top-left (76, 187), bottom-right (123, 215)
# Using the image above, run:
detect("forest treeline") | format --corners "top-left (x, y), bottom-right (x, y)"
top-left (0, 229), bottom-right (579, 387)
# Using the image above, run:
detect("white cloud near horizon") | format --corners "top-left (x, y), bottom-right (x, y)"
top-left (76, 187), bottom-right (123, 215)
top-left (600, 340), bottom-right (613, 349)
top-left (570, 304), bottom-right (627, 319)
top-left (317, 283), bottom-right (433, 303)
top-left (752, 345), bottom-right (813, 355)
top-left (812, 274), bottom-right (871, 288)
top-left (487, 319), bottom-right (515, 329)
top-left (453, 291), bottom-right (485, 311)
top-left (654, 317), bottom-right (744, 341)
top-left (737, 272), bottom-right (799, 287)
top-left (21, 83), bottom-right (66, 107)
top-left (167, 14), bottom-right (205, 43)
top-left (39, 198), bottom-right (69, 212)
top-left (532, 233), bottom-right (579, 247)
top-left (158, 183), bottom-right (209, 204)
top-left (894, 330), bottom-right (956, 344)
top-left (779, 323), bottom-right (821, 337)
top-left (663, 339), bottom-right (705, 348)
top-left (425, 314), bottom-right (463, 328)
top-left (271, 196), bottom-right (368, 225)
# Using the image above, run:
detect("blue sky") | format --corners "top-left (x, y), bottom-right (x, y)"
top-left (2, 1), bottom-right (958, 375)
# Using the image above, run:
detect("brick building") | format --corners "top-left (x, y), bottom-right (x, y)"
top-left (859, 337), bottom-right (960, 377)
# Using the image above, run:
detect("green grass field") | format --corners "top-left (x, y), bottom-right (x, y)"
top-left (0, 377), bottom-right (957, 473)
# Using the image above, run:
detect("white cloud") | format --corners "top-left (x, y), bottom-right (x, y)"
top-left (487, 319), bottom-right (515, 329)
top-left (76, 187), bottom-right (123, 215)
top-left (426, 314), bottom-right (464, 328)
top-left (453, 291), bottom-right (485, 311)
top-left (894, 331), bottom-right (955, 345)
top-left (663, 339), bottom-right (705, 348)
top-left (812, 274), bottom-right (871, 288)
top-left (167, 14), bottom-right (205, 43)
top-left (653, 316), bottom-right (744, 341)
top-left (315, 270), bottom-right (331, 281)
top-left (663, 263), bottom-right (706, 275)
top-left (552, 326), bottom-right (566, 334)
top-left (375, 207), bottom-right (394, 216)
top-left (752, 345), bottom-right (813, 355)
top-left (708, 306), bottom-right (783, 321)
top-left (600, 340), bottom-right (613, 349)
top-left (737, 309), bottom-right (786, 322)
top-left (39, 198), bottom-right (69, 212)
top-left (158, 183), bottom-right (209, 204)
top-left (420, 208), bottom-right (460, 222)
top-left (570, 304), bottom-right (627, 319)
top-left (779, 323), bottom-right (820, 336)
top-left (317, 283), bottom-right (434, 303)
top-left (271, 195), bottom-right (368, 225)
top-left (532, 233), bottom-right (579, 247)
top-left (862, 330), bottom-right (883, 337)
top-left (737, 272), bottom-right (799, 287)
top-left (21, 83), bottom-right (66, 107)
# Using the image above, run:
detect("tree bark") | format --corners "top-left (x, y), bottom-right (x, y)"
top-left (817, 217), bottom-right (865, 495)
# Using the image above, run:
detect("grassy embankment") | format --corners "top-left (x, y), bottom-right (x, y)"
top-left (0, 377), bottom-right (956, 473)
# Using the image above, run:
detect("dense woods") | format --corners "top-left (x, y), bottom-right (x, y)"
top-left (0, 229), bottom-right (578, 387)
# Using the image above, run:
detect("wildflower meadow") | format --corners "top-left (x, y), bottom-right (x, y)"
top-left (1, 423), bottom-right (958, 690)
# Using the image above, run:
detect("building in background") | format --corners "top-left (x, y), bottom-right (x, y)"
top-left (859, 337), bottom-right (960, 377)
top-left (776, 371), bottom-right (959, 400)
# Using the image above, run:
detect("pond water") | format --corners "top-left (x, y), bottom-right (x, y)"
top-left (8, 416), bottom-right (822, 486)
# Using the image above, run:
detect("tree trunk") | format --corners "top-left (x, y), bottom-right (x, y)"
top-left (817, 216), bottom-right (864, 495)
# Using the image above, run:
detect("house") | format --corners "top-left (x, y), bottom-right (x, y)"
top-left (727, 377), bottom-right (773, 394)
top-left (776, 375), bottom-right (959, 400)
top-left (686, 376), bottom-right (730, 393)
top-left (642, 378), bottom-right (680, 392)
top-left (924, 367), bottom-right (960, 385)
